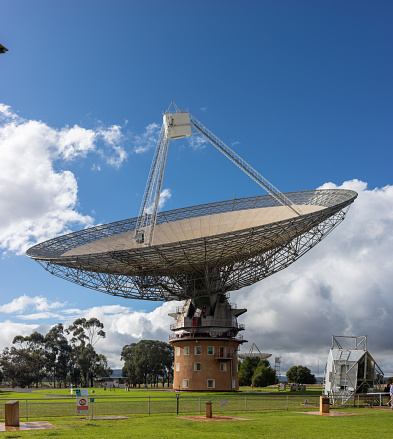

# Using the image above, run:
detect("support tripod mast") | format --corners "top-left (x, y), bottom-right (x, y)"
top-left (134, 102), bottom-right (300, 247)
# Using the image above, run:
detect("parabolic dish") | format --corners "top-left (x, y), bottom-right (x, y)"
top-left (26, 189), bottom-right (357, 301)
top-left (238, 353), bottom-right (272, 360)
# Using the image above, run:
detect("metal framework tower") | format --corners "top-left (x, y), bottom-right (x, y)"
top-left (275, 357), bottom-right (281, 381)
top-left (134, 102), bottom-right (300, 248)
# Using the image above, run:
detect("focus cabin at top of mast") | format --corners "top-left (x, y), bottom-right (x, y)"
top-left (163, 112), bottom-right (192, 139)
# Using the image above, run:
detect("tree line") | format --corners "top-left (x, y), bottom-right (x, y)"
top-left (238, 358), bottom-right (316, 387)
top-left (0, 317), bottom-right (112, 388)
top-left (121, 340), bottom-right (174, 387)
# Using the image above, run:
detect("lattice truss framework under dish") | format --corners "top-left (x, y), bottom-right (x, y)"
top-left (26, 189), bottom-right (356, 301)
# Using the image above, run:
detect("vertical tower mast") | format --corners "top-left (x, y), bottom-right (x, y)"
top-left (134, 103), bottom-right (192, 246)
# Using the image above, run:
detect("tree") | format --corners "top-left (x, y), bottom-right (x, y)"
top-left (251, 359), bottom-right (276, 387)
top-left (286, 365), bottom-right (316, 384)
top-left (238, 357), bottom-right (260, 386)
top-left (91, 353), bottom-right (113, 387)
top-left (68, 318), bottom-right (106, 386)
top-left (385, 377), bottom-right (393, 386)
top-left (45, 324), bottom-right (71, 388)
top-left (121, 340), bottom-right (174, 388)
top-left (11, 332), bottom-right (46, 388)
top-left (121, 343), bottom-right (138, 387)
top-left (0, 346), bottom-right (36, 387)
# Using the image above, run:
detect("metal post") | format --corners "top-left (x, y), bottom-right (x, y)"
top-left (286, 395), bottom-right (289, 411)
top-left (148, 396), bottom-right (151, 415)
top-left (199, 397), bottom-right (201, 414)
top-left (26, 400), bottom-right (28, 420)
top-left (245, 396), bottom-right (247, 412)
top-left (176, 393), bottom-right (179, 415)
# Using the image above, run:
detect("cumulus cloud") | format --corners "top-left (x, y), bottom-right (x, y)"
top-left (0, 321), bottom-right (47, 353)
top-left (158, 188), bottom-right (172, 210)
top-left (0, 295), bottom-right (66, 314)
top-left (0, 104), bottom-right (127, 255)
top-left (188, 135), bottom-right (207, 150)
top-left (0, 299), bottom-right (175, 368)
top-left (236, 179), bottom-right (393, 375)
top-left (133, 123), bottom-right (161, 154)
top-left (1, 179), bottom-right (392, 375)
top-left (144, 188), bottom-right (172, 215)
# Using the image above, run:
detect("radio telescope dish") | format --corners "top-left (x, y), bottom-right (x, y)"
top-left (26, 103), bottom-right (356, 302)
top-left (26, 103), bottom-right (357, 392)
top-left (238, 343), bottom-right (271, 360)
top-left (26, 188), bottom-right (356, 301)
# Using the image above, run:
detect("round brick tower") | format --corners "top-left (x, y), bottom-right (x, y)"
top-left (169, 294), bottom-right (246, 391)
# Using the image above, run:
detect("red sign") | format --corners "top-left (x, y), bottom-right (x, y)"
top-left (77, 397), bottom-right (89, 413)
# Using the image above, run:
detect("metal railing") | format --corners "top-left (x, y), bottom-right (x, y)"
top-left (329, 392), bottom-right (390, 407)
top-left (1, 392), bottom-right (388, 420)
top-left (0, 394), bottom-right (321, 420)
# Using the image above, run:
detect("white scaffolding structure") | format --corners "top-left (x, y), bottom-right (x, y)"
top-left (323, 335), bottom-right (384, 405)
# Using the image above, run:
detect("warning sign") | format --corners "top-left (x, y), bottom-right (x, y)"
top-left (77, 397), bottom-right (89, 414)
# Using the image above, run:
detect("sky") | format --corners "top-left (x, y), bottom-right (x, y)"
top-left (0, 0), bottom-right (392, 377)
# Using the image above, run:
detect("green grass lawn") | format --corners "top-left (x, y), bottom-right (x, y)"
top-left (1, 390), bottom-right (392, 438)
top-left (1, 409), bottom-right (392, 439)
top-left (1, 385), bottom-right (324, 399)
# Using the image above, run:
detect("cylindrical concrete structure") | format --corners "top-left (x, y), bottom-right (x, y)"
top-left (170, 338), bottom-right (240, 391)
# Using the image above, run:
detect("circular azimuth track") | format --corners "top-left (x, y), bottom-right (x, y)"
top-left (26, 189), bottom-right (357, 301)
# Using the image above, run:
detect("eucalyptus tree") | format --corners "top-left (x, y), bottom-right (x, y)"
top-left (121, 343), bottom-right (138, 387)
top-left (122, 340), bottom-right (174, 387)
top-left (45, 324), bottom-right (71, 388)
top-left (12, 332), bottom-right (46, 387)
top-left (67, 317), bottom-right (106, 386)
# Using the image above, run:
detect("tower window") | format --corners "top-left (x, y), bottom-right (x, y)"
top-left (184, 346), bottom-right (190, 355)
top-left (207, 379), bottom-right (215, 389)
top-left (194, 362), bottom-right (202, 371)
top-left (195, 346), bottom-right (202, 355)
top-left (182, 379), bottom-right (189, 388)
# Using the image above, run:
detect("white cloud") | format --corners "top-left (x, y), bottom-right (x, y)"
top-left (144, 188), bottom-right (172, 215)
top-left (1, 179), bottom-right (393, 375)
top-left (188, 135), bottom-right (207, 150)
top-left (0, 104), bottom-right (127, 255)
top-left (0, 295), bottom-right (66, 314)
top-left (158, 188), bottom-right (172, 210)
top-left (0, 321), bottom-right (46, 353)
top-left (78, 302), bottom-right (175, 367)
top-left (0, 298), bottom-right (175, 368)
top-left (133, 123), bottom-right (161, 154)
top-left (236, 179), bottom-right (393, 376)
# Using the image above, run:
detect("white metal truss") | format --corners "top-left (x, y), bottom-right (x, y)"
top-left (135, 103), bottom-right (300, 247)
top-left (134, 123), bottom-right (170, 246)
top-left (189, 114), bottom-right (300, 217)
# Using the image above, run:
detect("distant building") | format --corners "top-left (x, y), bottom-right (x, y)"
top-left (95, 376), bottom-right (127, 389)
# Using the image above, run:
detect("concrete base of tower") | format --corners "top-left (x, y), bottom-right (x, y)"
top-left (170, 337), bottom-right (241, 391)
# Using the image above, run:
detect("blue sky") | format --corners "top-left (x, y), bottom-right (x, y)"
top-left (1, 1), bottom-right (392, 373)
